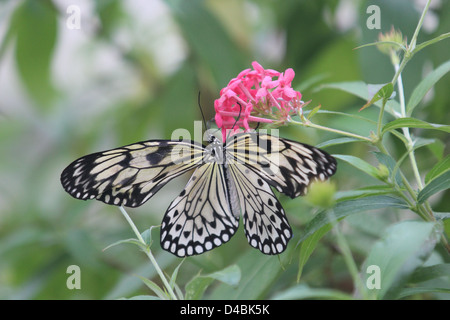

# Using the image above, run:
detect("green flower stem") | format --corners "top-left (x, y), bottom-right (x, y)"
top-left (330, 214), bottom-right (368, 299)
top-left (376, 100), bottom-right (387, 139)
top-left (374, 142), bottom-right (433, 221)
top-left (395, 66), bottom-right (424, 190)
top-left (119, 206), bottom-right (178, 300)
top-left (290, 119), bottom-right (373, 143)
top-left (391, 0), bottom-right (431, 86)
top-left (291, 115), bottom-right (433, 221)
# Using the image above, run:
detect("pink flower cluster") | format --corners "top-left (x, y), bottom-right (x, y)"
top-left (214, 61), bottom-right (303, 140)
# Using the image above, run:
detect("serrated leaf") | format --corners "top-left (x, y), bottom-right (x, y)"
top-left (418, 170), bottom-right (450, 203)
top-left (382, 118), bottom-right (450, 135)
top-left (362, 221), bottom-right (439, 299)
top-left (407, 60), bottom-right (450, 115)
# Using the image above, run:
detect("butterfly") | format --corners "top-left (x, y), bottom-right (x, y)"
top-left (60, 131), bottom-right (337, 257)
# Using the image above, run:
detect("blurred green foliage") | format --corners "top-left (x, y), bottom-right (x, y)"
top-left (0, 0), bottom-right (448, 300)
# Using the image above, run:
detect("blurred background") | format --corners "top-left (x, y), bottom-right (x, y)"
top-left (0, 0), bottom-right (448, 299)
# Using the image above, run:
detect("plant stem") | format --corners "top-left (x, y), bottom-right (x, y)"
top-left (396, 68), bottom-right (424, 190)
top-left (374, 142), bottom-right (433, 221)
top-left (119, 206), bottom-right (178, 300)
top-left (376, 100), bottom-right (387, 138)
top-left (391, 0), bottom-right (432, 85)
top-left (330, 214), bottom-right (368, 299)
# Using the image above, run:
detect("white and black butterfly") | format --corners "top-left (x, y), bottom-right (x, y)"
top-left (61, 132), bottom-right (337, 257)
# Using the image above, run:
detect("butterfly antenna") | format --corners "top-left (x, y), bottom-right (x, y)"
top-left (225, 102), bottom-right (243, 142)
top-left (197, 91), bottom-right (208, 131)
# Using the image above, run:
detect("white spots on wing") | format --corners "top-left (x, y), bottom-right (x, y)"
top-left (276, 243), bottom-right (284, 253)
top-left (195, 245), bottom-right (204, 254)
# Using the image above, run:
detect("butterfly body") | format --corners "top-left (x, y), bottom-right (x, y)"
top-left (61, 132), bottom-right (336, 257)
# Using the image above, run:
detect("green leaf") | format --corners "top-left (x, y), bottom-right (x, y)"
top-left (397, 287), bottom-right (450, 299)
top-left (164, 0), bottom-right (246, 86)
top-left (316, 137), bottom-right (361, 148)
top-left (102, 238), bottom-right (144, 252)
top-left (407, 60), bottom-right (450, 115)
top-left (409, 264), bottom-right (450, 283)
top-left (362, 221), bottom-right (439, 299)
top-left (412, 137), bottom-right (436, 150)
top-left (418, 170), bottom-right (450, 203)
top-left (296, 73), bottom-right (329, 91)
top-left (373, 152), bottom-right (403, 186)
top-left (426, 139), bottom-right (445, 160)
top-left (299, 196), bottom-right (408, 244)
top-left (306, 104), bottom-right (321, 120)
top-left (335, 185), bottom-right (399, 201)
top-left (185, 265), bottom-right (240, 300)
top-left (333, 154), bottom-right (381, 180)
top-left (301, 109), bottom-right (377, 124)
top-left (425, 154), bottom-right (450, 184)
top-left (209, 248), bottom-right (290, 299)
top-left (104, 254), bottom-right (178, 299)
top-left (11, 0), bottom-right (58, 109)
top-left (297, 223), bottom-right (332, 282)
top-left (319, 81), bottom-right (400, 115)
top-left (360, 83), bottom-right (395, 111)
top-left (412, 32), bottom-right (450, 55)
top-left (170, 259), bottom-right (185, 299)
top-left (125, 295), bottom-right (162, 300)
top-left (137, 275), bottom-right (168, 300)
top-left (141, 226), bottom-right (157, 247)
top-left (272, 284), bottom-right (352, 300)
top-left (382, 117), bottom-right (450, 135)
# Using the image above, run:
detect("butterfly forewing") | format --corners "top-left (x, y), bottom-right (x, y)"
top-left (160, 162), bottom-right (239, 257)
top-left (226, 132), bottom-right (337, 198)
top-left (60, 140), bottom-right (205, 207)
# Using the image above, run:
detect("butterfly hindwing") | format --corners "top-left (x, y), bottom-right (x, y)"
top-left (60, 140), bottom-right (205, 207)
top-left (227, 163), bottom-right (292, 255)
top-left (226, 132), bottom-right (337, 198)
top-left (160, 162), bottom-right (239, 257)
